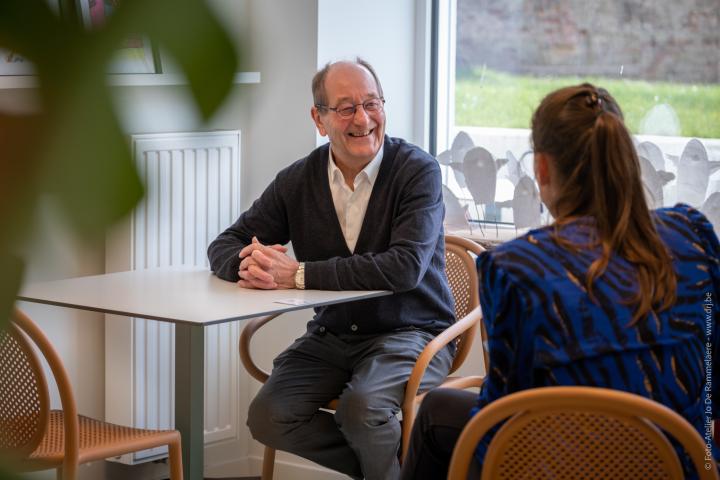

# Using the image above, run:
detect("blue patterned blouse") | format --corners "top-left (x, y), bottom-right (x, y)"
top-left (474, 204), bottom-right (720, 477)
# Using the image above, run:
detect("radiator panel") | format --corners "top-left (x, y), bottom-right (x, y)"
top-left (105, 131), bottom-right (241, 464)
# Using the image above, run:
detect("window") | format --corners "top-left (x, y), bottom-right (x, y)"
top-left (433, 0), bottom-right (720, 240)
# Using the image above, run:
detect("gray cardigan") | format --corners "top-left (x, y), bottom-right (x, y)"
top-left (207, 136), bottom-right (455, 335)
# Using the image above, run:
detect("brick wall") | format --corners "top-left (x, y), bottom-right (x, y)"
top-left (457, 0), bottom-right (720, 83)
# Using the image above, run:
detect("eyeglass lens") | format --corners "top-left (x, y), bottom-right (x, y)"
top-left (336, 99), bottom-right (383, 117)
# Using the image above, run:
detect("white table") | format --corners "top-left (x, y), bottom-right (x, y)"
top-left (19, 266), bottom-right (390, 479)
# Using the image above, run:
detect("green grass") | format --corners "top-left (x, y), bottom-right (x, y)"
top-left (455, 68), bottom-right (720, 139)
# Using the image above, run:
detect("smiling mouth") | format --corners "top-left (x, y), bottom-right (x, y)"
top-left (348, 129), bottom-right (373, 138)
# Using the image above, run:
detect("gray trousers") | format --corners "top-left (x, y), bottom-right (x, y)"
top-left (247, 327), bottom-right (454, 480)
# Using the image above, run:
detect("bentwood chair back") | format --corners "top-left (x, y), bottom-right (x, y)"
top-left (439, 235), bottom-right (488, 374)
top-left (0, 308), bottom-right (183, 480)
top-left (448, 386), bottom-right (720, 480)
top-left (400, 235), bottom-right (487, 459)
top-left (240, 235), bottom-right (487, 479)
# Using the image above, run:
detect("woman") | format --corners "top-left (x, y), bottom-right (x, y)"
top-left (400, 84), bottom-right (719, 479)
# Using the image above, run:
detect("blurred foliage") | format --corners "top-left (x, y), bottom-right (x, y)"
top-left (0, 0), bottom-right (237, 331)
top-left (456, 68), bottom-right (720, 138)
top-left (0, 465), bottom-right (20, 480)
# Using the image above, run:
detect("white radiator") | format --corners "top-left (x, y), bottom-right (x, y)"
top-left (105, 131), bottom-right (242, 464)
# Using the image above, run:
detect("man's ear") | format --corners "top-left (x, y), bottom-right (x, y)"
top-left (534, 152), bottom-right (551, 187)
top-left (311, 106), bottom-right (327, 136)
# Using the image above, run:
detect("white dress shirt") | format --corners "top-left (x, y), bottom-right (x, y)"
top-left (327, 147), bottom-right (384, 253)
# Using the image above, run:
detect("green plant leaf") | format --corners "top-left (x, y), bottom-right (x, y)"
top-left (0, 113), bottom-right (43, 248)
top-left (0, 0), bottom-right (238, 317)
top-left (41, 67), bottom-right (145, 238)
top-left (0, 254), bottom-right (24, 331)
top-left (104, 0), bottom-right (239, 119)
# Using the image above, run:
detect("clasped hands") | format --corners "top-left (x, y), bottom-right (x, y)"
top-left (238, 236), bottom-right (299, 289)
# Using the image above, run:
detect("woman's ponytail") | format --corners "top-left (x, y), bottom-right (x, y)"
top-left (532, 84), bottom-right (676, 323)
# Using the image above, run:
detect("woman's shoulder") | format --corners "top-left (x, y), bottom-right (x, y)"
top-left (654, 203), bottom-right (709, 227)
top-left (477, 225), bottom-right (559, 280)
top-left (653, 203), bottom-right (720, 255)
top-left (482, 224), bottom-right (550, 254)
top-left (483, 221), bottom-right (586, 262)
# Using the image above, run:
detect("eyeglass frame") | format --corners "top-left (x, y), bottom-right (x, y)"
top-left (315, 97), bottom-right (386, 118)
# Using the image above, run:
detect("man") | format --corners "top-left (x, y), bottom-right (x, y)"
top-left (207, 58), bottom-right (455, 480)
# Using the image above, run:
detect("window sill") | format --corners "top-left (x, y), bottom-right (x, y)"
top-left (0, 72), bottom-right (261, 89)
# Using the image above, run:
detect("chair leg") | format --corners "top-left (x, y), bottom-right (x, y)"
top-left (56, 467), bottom-right (63, 480)
top-left (262, 445), bottom-right (276, 480)
top-left (59, 462), bottom-right (77, 480)
top-left (168, 438), bottom-right (184, 480)
top-left (400, 403), bottom-right (417, 463)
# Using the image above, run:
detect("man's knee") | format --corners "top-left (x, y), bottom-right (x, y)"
top-left (247, 387), bottom-right (296, 445)
top-left (335, 387), bottom-right (398, 435)
top-left (247, 389), bottom-right (270, 440)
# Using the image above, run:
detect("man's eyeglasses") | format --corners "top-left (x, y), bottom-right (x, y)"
top-left (315, 97), bottom-right (385, 118)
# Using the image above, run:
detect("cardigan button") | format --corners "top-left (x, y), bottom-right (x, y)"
top-left (350, 324), bottom-right (358, 332)
top-left (319, 326), bottom-right (326, 333)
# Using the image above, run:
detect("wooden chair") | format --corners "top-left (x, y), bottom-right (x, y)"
top-left (0, 308), bottom-right (183, 480)
top-left (239, 234), bottom-right (487, 479)
top-left (448, 386), bottom-right (720, 480)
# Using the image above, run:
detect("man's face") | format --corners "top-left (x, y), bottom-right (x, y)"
top-left (311, 63), bottom-right (386, 169)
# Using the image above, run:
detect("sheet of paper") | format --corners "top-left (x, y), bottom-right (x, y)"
top-left (274, 298), bottom-right (313, 306)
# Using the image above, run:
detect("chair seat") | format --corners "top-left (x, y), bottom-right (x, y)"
top-left (4, 310), bottom-right (183, 479)
top-left (19, 410), bottom-right (179, 470)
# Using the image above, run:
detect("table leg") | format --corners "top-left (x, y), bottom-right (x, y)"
top-left (175, 323), bottom-right (205, 480)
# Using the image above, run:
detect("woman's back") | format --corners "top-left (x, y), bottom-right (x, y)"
top-left (476, 203), bottom-right (719, 475)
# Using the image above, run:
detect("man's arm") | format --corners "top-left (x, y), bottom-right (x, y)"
top-left (237, 156), bottom-right (444, 292)
top-left (207, 177), bottom-right (289, 282)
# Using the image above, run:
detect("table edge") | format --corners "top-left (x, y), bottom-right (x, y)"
top-left (17, 289), bottom-right (392, 326)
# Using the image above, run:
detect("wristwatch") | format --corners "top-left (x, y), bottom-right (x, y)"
top-left (294, 263), bottom-right (305, 290)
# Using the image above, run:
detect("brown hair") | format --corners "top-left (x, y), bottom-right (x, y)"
top-left (311, 57), bottom-right (384, 106)
top-left (531, 83), bottom-right (676, 323)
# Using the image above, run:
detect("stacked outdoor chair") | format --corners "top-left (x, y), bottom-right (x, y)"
top-left (0, 308), bottom-right (184, 480)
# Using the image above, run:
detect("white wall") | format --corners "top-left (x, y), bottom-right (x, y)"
top-left (242, 1), bottom-right (319, 206)
top-left (317, 0), bottom-right (426, 147)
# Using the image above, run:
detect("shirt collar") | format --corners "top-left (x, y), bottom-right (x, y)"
top-left (328, 146), bottom-right (384, 187)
